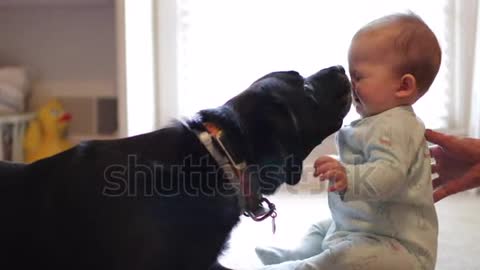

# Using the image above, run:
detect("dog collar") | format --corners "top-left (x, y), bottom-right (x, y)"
top-left (181, 119), bottom-right (277, 227)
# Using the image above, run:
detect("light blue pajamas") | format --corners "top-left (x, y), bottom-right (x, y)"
top-left (256, 106), bottom-right (438, 270)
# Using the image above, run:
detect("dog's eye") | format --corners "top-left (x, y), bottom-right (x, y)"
top-left (304, 83), bottom-right (315, 93)
top-left (304, 83), bottom-right (319, 105)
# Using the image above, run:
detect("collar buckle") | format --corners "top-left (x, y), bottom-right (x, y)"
top-left (244, 197), bottom-right (277, 222)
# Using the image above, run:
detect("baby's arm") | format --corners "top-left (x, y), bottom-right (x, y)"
top-left (340, 121), bottom-right (423, 201)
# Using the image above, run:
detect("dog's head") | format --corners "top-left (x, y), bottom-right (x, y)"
top-left (198, 66), bottom-right (351, 196)
top-left (226, 66), bottom-right (351, 194)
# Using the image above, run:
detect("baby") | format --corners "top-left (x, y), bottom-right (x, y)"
top-left (256, 12), bottom-right (441, 270)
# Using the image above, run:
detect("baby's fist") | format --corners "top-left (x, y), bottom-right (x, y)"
top-left (314, 156), bottom-right (347, 192)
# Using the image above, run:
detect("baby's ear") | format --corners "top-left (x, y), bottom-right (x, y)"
top-left (396, 74), bottom-right (418, 99)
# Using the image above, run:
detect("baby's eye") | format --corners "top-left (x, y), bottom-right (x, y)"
top-left (354, 73), bottom-right (363, 81)
top-left (349, 71), bottom-right (361, 82)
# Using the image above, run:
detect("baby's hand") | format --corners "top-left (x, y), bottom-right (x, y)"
top-left (313, 156), bottom-right (347, 192)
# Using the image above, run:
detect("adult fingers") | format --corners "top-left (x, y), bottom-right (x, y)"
top-left (433, 180), bottom-right (466, 202)
top-left (433, 166), bottom-right (480, 202)
top-left (432, 176), bottom-right (448, 189)
top-left (431, 163), bottom-right (439, 174)
top-left (429, 145), bottom-right (444, 160)
top-left (425, 129), bottom-right (454, 148)
top-left (426, 129), bottom-right (479, 162)
top-left (433, 186), bottom-right (454, 202)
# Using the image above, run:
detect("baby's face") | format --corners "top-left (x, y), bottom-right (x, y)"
top-left (347, 35), bottom-right (402, 118)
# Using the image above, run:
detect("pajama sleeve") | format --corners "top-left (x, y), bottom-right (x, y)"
top-left (340, 118), bottom-right (424, 202)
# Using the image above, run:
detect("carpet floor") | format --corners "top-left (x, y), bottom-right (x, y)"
top-left (219, 190), bottom-right (480, 270)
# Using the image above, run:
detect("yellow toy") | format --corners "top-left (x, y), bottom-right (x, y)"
top-left (24, 99), bottom-right (74, 163)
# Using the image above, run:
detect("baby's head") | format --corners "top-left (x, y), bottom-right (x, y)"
top-left (348, 12), bottom-right (441, 117)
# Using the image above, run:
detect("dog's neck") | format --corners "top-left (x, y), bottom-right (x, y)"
top-left (193, 107), bottom-right (250, 161)
top-left (183, 108), bottom-right (277, 222)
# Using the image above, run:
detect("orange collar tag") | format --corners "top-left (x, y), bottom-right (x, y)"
top-left (203, 122), bottom-right (222, 137)
top-left (202, 122), bottom-right (242, 177)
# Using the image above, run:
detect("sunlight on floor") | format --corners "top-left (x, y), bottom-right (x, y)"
top-left (219, 190), bottom-right (480, 270)
top-left (219, 190), bottom-right (331, 269)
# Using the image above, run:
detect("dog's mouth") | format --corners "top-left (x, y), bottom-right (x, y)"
top-left (305, 66), bottom-right (352, 120)
top-left (336, 76), bottom-right (353, 119)
top-left (300, 66), bottom-right (353, 145)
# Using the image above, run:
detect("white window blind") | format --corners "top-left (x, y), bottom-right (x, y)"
top-left (176, 0), bottom-right (451, 129)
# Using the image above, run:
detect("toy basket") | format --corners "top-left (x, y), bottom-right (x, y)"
top-left (0, 113), bottom-right (34, 162)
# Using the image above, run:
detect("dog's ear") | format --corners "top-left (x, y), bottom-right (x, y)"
top-left (266, 98), bottom-right (303, 186)
top-left (251, 94), bottom-right (304, 191)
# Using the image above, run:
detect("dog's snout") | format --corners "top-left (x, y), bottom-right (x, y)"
top-left (334, 65), bottom-right (345, 74)
top-left (307, 65), bottom-right (347, 83)
top-left (325, 65), bottom-right (345, 75)
top-left (306, 65), bottom-right (351, 98)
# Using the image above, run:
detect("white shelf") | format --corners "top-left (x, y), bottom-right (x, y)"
top-left (0, 112), bottom-right (35, 124)
top-left (0, 0), bottom-right (126, 137)
top-left (70, 133), bottom-right (119, 144)
top-left (0, 0), bottom-right (113, 8)
top-left (32, 80), bottom-right (117, 98)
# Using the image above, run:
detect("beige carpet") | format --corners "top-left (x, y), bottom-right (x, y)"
top-left (219, 190), bottom-right (480, 270)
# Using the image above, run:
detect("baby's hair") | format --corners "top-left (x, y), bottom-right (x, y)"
top-left (355, 12), bottom-right (442, 94)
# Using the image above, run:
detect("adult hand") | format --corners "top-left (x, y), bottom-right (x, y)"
top-left (425, 129), bottom-right (480, 202)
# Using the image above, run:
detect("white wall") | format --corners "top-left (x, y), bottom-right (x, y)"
top-left (0, 6), bottom-right (117, 100)
top-left (0, 4), bottom-right (119, 140)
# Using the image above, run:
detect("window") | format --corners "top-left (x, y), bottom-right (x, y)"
top-left (175, 0), bottom-right (451, 129)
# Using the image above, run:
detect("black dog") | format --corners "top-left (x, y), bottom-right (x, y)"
top-left (0, 66), bottom-right (351, 270)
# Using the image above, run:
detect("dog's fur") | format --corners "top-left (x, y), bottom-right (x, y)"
top-left (0, 66), bottom-right (351, 270)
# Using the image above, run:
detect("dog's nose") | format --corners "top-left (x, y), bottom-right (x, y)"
top-left (325, 65), bottom-right (345, 75)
